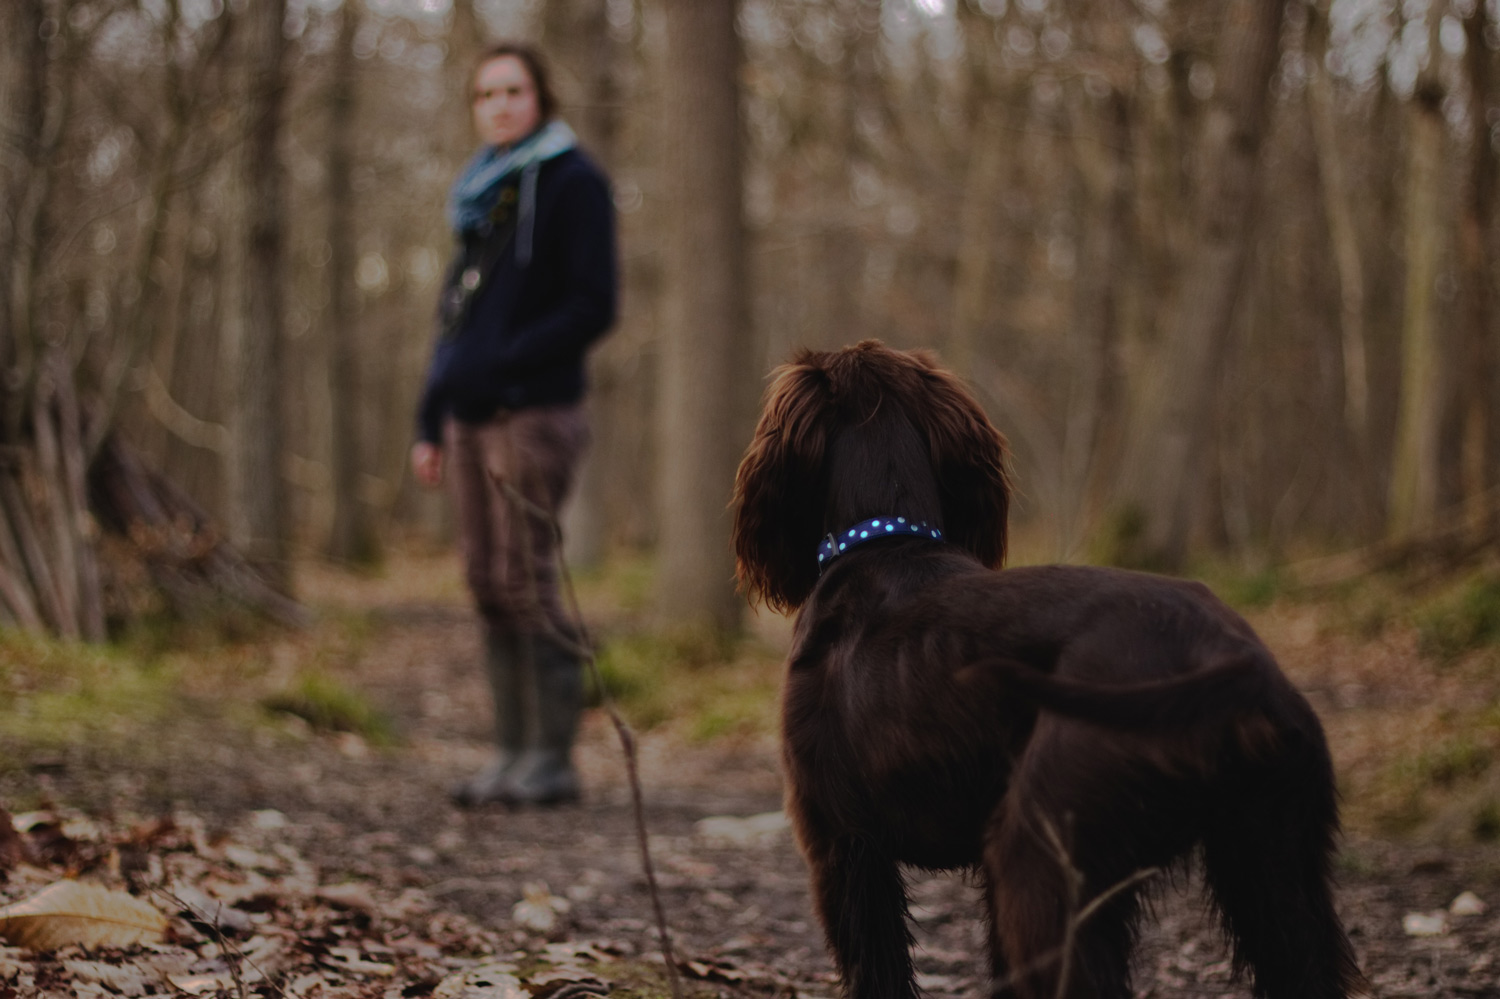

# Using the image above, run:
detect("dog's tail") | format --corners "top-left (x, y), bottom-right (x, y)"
top-left (979, 653), bottom-right (1272, 731)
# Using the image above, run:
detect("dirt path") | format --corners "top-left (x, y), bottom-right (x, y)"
top-left (7, 567), bottom-right (1500, 998)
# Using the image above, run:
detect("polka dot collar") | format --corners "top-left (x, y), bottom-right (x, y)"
top-left (817, 516), bottom-right (942, 573)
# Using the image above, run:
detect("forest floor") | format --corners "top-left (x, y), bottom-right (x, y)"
top-left (2, 548), bottom-right (1500, 998)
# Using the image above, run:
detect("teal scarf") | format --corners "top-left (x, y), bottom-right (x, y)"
top-left (446, 119), bottom-right (578, 235)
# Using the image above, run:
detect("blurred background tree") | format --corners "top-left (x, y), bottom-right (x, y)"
top-left (2, 0), bottom-right (1498, 638)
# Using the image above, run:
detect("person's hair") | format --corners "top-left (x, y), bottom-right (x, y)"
top-left (472, 42), bottom-right (557, 121)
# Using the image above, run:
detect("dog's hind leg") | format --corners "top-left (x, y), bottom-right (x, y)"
top-left (979, 871), bottom-right (1015, 999)
top-left (982, 745), bottom-right (1148, 999)
top-left (984, 806), bottom-right (1138, 999)
top-left (1200, 714), bottom-right (1361, 999)
top-left (805, 833), bottom-right (918, 999)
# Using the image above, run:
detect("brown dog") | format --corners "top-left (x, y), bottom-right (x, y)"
top-left (731, 341), bottom-right (1360, 999)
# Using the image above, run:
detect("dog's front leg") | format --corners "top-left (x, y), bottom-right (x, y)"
top-left (806, 834), bottom-right (918, 999)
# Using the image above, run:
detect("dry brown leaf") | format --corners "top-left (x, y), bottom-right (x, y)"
top-left (433, 961), bottom-right (528, 998)
top-left (0, 807), bottom-right (29, 871)
top-left (167, 970), bottom-right (237, 995)
top-left (679, 958), bottom-right (748, 984)
top-left (317, 881), bottom-right (379, 912)
top-left (512, 882), bottom-right (568, 933)
top-left (0, 880), bottom-right (167, 950)
top-left (1401, 910), bottom-right (1449, 937)
top-left (63, 959), bottom-right (156, 997)
top-left (1450, 891), bottom-right (1488, 917)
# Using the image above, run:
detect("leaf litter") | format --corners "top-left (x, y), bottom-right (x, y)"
top-left (0, 804), bottom-right (635, 998)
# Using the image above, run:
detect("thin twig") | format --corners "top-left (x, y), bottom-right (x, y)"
top-left (151, 887), bottom-right (286, 999)
top-left (986, 812), bottom-right (1163, 999)
top-left (1072, 866), bottom-right (1162, 928)
top-left (496, 476), bottom-right (685, 999)
top-left (1038, 814), bottom-right (1084, 999)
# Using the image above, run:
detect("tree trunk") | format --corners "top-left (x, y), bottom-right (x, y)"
top-left (1458, 3), bottom-right (1498, 540)
top-left (1112, 0), bottom-right (1285, 570)
top-left (0, 0), bottom-right (42, 393)
top-left (544, 0), bottom-right (625, 570)
top-left (1388, 4), bottom-right (1449, 542)
top-left (0, 1), bottom-right (104, 640)
top-left (1306, 0), bottom-right (1370, 456)
top-left (807, 3), bottom-right (876, 354)
top-left (949, 110), bottom-right (1009, 378)
top-left (1058, 85), bottom-right (1132, 559)
top-left (657, 0), bottom-right (752, 632)
top-left (324, 1), bottom-right (380, 567)
top-left (541, 0), bottom-right (621, 157)
top-left (948, 1), bottom-right (1012, 378)
top-left (89, 434), bottom-right (308, 629)
top-left (225, 0), bottom-right (292, 588)
top-left (2, 0), bottom-right (52, 440)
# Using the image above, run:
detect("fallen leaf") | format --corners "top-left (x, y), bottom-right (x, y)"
top-left (63, 960), bottom-right (155, 998)
top-left (10, 816), bottom-right (89, 869)
top-left (693, 811), bottom-right (789, 849)
top-left (249, 810), bottom-right (287, 830)
top-left (915, 973), bottom-right (960, 991)
top-left (166, 885), bottom-right (255, 934)
top-left (908, 903), bottom-right (950, 924)
top-left (679, 958), bottom-right (748, 984)
top-left (317, 881), bottom-right (379, 912)
top-left (0, 808), bottom-right (29, 871)
top-left (540, 941), bottom-right (621, 963)
top-left (513, 883), bottom-right (568, 933)
top-left (239, 934), bottom-right (292, 977)
top-left (322, 944), bottom-right (396, 976)
top-left (0, 880), bottom-right (167, 950)
top-left (221, 844), bottom-right (282, 872)
top-left (1401, 910), bottom-right (1449, 937)
top-left (433, 961), bottom-right (529, 998)
top-left (0, 945), bottom-right (28, 977)
top-left (528, 967), bottom-right (610, 992)
top-left (167, 971), bottom-right (237, 994)
top-left (283, 971), bottom-right (329, 997)
top-left (534, 981), bottom-right (611, 999)
top-left (1450, 891), bottom-right (1487, 917)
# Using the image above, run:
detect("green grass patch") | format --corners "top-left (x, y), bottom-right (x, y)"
top-left (0, 629), bottom-right (180, 749)
top-left (1205, 566), bottom-right (1287, 611)
top-left (1089, 504), bottom-right (1157, 571)
top-left (590, 626), bottom-right (780, 739)
top-left (1372, 789), bottom-right (1430, 836)
top-left (1472, 799), bottom-right (1500, 842)
top-left (1368, 710), bottom-right (1500, 836)
top-left (0, 600), bottom-right (388, 768)
top-left (261, 671), bottom-right (396, 745)
top-left (1417, 737), bottom-right (1494, 786)
top-left (570, 549), bottom-right (657, 615)
top-left (1413, 571), bottom-right (1500, 663)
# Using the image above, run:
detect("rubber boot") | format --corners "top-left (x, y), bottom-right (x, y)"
top-left (502, 634), bottom-right (583, 805)
top-left (450, 629), bottom-right (525, 806)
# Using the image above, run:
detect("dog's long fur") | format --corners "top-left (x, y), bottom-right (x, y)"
top-left (732, 342), bottom-right (1361, 999)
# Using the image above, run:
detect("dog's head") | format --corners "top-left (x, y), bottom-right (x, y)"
top-left (732, 340), bottom-right (1011, 612)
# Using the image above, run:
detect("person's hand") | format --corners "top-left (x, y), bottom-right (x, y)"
top-left (411, 442), bottom-right (443, 488)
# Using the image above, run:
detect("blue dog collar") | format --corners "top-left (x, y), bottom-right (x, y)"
top-left (818, 517), bottom-right (942, 572)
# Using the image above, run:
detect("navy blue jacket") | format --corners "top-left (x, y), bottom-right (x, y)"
top-left (417, 147), bottom-right (617, 444)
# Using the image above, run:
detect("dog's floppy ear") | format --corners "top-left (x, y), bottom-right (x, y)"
top-left (732, 359), bottom-right (831, 612)
top-left (909, 353), bottom-right (1012, 568)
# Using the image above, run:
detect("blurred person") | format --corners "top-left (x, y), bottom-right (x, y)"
top-left (412, 42), bottom-right (617, 807)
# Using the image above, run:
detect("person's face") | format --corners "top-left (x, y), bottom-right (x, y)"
top-left (472, 55), bottom-right (542, 147)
